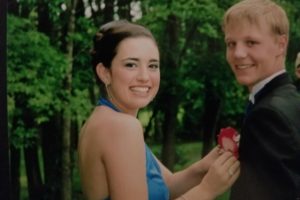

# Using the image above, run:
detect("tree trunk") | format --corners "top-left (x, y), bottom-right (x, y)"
top-left (41, 116), bottom-right (62, 200)
top-left (103, 0), bottom-right (114, 23)
top-left (160, 13), bottom-right (180, 171)
top-left (62, 105), bottom-right (72, 200)
top-left (37, 0), bottom-right (53, 39)
top-left (117, 0), bottom-right (132, 20)
top-left (24, 144), bottom-right (43, 200)
top-left (75, 0), bottom-right (85, 18)
top-left (0, 2), bottom-right (10, 198)
top-left (61, 0), bottom-right (78, 199)
top-left (8, 0), bottom-right (19, 15)
top-left (161, 97), bottom-right (177, 170)
top-left (10, 146), bottom-right (20, 200)
top-left (201, 80), bottom-right (221, 156)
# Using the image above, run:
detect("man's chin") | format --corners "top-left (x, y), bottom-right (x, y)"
top-left (237, 79), bottom-right (253, 87)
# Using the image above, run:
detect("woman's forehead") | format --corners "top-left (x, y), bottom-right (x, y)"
top-left (115, 37), bottom-right (159, 59)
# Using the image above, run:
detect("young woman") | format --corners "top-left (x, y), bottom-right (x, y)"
top-left (78, 20), bottom-right (240, 200)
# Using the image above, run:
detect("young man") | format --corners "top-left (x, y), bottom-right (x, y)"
top-left (222, 0), bottom-right (300, 199)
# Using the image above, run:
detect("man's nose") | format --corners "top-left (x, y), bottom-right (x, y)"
top-left (233, 44), bottom-right (247, 58)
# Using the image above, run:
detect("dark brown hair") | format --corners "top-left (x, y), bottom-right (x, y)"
top-left (91, 20), bottom-right (157, 86)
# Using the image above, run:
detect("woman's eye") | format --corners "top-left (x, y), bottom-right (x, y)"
top-left (149, 64), bottom-right (159, 69)
top-left (125, 63), bottom-right (136, 68)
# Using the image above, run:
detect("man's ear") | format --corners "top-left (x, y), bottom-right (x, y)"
top-left (277, 34), bottom-right (288, 56)
top-left (96, 63), bottom-right (111, 85)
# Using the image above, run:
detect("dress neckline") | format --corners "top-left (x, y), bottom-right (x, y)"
top-left (98, 98), bottom-right (120, 112)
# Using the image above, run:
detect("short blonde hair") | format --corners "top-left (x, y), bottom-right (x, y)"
top-left (222, 0), bottom-right (289, 38)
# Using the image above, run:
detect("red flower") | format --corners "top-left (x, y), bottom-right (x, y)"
top-left (218, 127), bottom-right (240, 158)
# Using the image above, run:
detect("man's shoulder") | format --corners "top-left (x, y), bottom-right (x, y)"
top-left (255, 85), bottom-right (300, 122)
top-left (261, 85), bottom-right (300, 107)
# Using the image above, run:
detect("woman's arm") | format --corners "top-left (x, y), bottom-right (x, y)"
top-left (157, 146), bottom-right (221, 199)
top-left (176, 152), bottom-right (240, 200)
top-left (158, 148), bottom-right (239, 199)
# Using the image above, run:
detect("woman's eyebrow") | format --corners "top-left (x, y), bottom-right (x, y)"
top-left (122, 57), bottom-right (139, 62)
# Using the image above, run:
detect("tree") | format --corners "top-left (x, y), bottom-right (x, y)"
top-left (7, 1), bottom-right (300, 199)
top-left (0, 0), bottom-right (9, 199)
top-left (59, 0), bottom-right (78, 199)
top-left (7, 15), bottom-right (67, 199)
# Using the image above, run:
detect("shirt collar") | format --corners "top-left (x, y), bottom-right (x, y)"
top-left (249, 69), bottom-right (286, 103)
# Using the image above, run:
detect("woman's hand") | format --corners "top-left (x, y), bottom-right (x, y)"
top-left (200, 146), bottom-right (222, 172)
top-left (199, 152), bottom-right (240, 199)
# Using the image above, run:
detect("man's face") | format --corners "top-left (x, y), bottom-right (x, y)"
top-left (224, 19), bottom-right (287, 91)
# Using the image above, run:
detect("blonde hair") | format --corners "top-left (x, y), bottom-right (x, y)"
top-left (222, 0), bottom-right (289, 39)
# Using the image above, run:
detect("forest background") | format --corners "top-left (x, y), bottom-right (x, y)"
top-left (5, 0), bottom-right (300, 199)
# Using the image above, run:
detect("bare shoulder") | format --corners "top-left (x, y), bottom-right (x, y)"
top-left (78, 106), bottom-right (144, 155)
top-left (77, 106), bottom-right (146, 199)
top-left (99, 107), bottom-right (145, 154)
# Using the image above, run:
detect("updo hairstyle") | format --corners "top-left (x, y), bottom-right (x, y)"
top-left (91, 20), bottom-right (157, 87)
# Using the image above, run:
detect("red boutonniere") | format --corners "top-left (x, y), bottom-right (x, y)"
top-left (218, 127), bottom-right (240, 158)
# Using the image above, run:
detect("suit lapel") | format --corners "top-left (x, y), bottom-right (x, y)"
top-left (254, 73), bottom-right (292, 104)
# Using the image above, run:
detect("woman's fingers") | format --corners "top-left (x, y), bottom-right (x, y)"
top-left (212, 151), bottom-right (240, 180)
top-left (214, 151), bottom-right (235, 166)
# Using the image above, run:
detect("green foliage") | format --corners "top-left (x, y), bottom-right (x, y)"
top-left (139, 0), bottom-right (248, 135)
top-left (281, 0), bottom-right (300, 77)
top-left (9, 0), bottom-right (300, 147)
top-left (72, 16), bottom-right (97, 91)
top-left (8, 15), bottom-right (67, 147)
top-left (71, 16), bottom-right (98, 123)
top-left (11, 123), bottom-right (39, 148)
top-left (10, 0), bottom-right (300, 198)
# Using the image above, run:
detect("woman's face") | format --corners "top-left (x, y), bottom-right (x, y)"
top-left (107, 37), bottom-right (160, 116)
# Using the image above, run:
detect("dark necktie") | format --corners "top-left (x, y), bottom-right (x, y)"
top-left (245, 100), bottom-right (254, 115)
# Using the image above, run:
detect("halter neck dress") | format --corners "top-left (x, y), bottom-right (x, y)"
top-left (98, 98), bottom-right (169, 200)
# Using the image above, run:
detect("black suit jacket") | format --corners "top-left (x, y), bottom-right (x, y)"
top-left (230, 73), bottom-right (300, 200)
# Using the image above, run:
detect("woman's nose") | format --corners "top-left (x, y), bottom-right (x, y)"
top-left (137, 66), bottom-right (150, 81)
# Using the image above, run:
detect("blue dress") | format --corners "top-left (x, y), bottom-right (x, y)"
top-left (144, 145), bottom-right (170, 200)
top-left (99, 98), bottom-right (170, 200)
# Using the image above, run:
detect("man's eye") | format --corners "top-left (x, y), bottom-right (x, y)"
top-left (226, 42), bottom-right (235, 48)
top-left (247, 41), bottom-right (257, 46)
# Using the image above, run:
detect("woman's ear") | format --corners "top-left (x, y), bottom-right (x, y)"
top-left (96, 63), bottom-right (111, 85)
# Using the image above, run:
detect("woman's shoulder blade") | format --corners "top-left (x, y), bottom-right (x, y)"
top-left (81, 106), bottom-right (143, 146)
